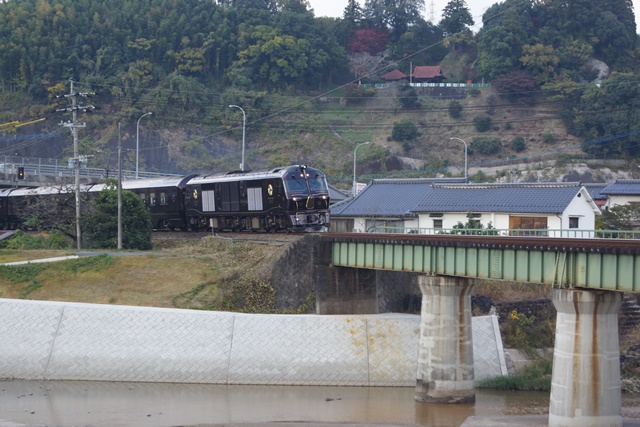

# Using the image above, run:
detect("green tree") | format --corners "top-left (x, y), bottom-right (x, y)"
top-left (476, 1), bottom-right (534, 78)
top-left (520, 44), bottom-right (559, 85)
top-left (449, 212), bottom-right (497, 235)
top-left (471, 136), bottom-right (501, 154)
top-left (448, 100), bottom-right (463, 118)
top-left (392, 18), bottom-right (447, 64)
top-left (473, 114), bottom-right (492, 132)
top-left (234, 25), bottom-right (318, 88)
top-left (439, 0), bottom-right (473, 36)
top-left (398, 84), bottom-right (418, 109)
top-left (82, 182), bottom-right (152, 250)
top-left (391, 119), bottom-right (419, 141)
top-left (596, 204), bottom-right (640, 231)
top-left (511, 136), bottom-right (526, 152)
top-left (362, 0), bottom-right (426, 41)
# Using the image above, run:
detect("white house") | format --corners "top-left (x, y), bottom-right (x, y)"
top-left (330, 180), bottom-right (601, 237)
top-left (414, 182), bottom-right (600, 236)
top-left (600, 179), bottom-right (640, 209)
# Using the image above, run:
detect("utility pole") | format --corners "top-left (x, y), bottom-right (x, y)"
top-left (57, 78), bottom-right (95, 250)
top-left (118, 123), bottom-right (122, 250)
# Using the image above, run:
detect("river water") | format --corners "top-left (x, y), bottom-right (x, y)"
top-left (2, 380), bottom-right (640, 427)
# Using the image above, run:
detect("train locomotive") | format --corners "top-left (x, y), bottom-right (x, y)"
top-left (0, 165), bottom-right (330, 233)
top-left (184, 165), bottom-right (330, 232)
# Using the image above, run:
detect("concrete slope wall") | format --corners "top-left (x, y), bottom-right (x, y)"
top-left (0, 298), bottom-right (506, 385)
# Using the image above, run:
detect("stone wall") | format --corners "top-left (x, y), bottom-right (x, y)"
top-left (270, 234), bottom-right (419, 315)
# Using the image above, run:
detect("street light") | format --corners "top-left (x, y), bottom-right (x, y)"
top-left (353, 141), bottom-right (370, 197)
top-left (229, 105), bottom-right (246, 171)
top-left (136, 111), bottom-right (153, 179)
top-left (450, 137), bottom-right (468, 181)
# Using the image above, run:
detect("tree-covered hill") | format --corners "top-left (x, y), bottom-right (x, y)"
top-left (2, 0), bottom-right (640, 188)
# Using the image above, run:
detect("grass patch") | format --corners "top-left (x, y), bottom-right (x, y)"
top-left (477, 358), bottom-right (552, 391)
top-left (0, 236), bottom-right (289, 308)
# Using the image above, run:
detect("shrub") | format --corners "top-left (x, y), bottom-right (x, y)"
top-left (398, 85), bottom-right (419, 109)
top-left (511, 136), bottom-right (526, 152)
top-left (391, 119), bottom-right (418, 141)
top-left (468, 87), bottom-right (480, 97)
top-left (448, 100), bottom-right (463, 118)
top-left (471, 136), bottom-right (502, 155)
top-left (542, 132), bottom-right (556, 144)
top-left (344, 83), bottom-right (376, 104)
top-left (473, 114), bottom-right (492, 132)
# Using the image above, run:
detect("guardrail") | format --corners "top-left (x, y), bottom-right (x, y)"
top-left (358, 227), bottom-right (640, 240)
top-left (0, 156), bottom-right (181, 181)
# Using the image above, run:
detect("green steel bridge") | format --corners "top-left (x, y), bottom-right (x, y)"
top-left (328, 231), bottom-right (640, 293)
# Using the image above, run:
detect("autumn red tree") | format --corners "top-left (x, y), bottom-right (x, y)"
top-left (347, 29), bottom-right (389, 54)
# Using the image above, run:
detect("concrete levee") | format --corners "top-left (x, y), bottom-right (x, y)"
top-left (0, 298), bottom-right (507, 385)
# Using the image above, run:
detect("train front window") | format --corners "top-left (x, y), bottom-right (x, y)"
top-left (308, 175), bottom-right (328, 192)
top-left (285, 175), bottom-right (308, 193)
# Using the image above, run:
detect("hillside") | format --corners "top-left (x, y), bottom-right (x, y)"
top-left (4, 84), bottom-right (636, 191)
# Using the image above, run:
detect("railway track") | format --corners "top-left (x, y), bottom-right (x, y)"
top-left (325, 232), bottom-right (640, 254)
top-left (152, 230), bottom-right (306, 246)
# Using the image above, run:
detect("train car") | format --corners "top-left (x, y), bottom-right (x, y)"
top-left (183, 165), bottom-right (330, 232)
top-left (88, 175), bottom-right (197, 230)
top-left (0, 185), bottom-right (78, 230)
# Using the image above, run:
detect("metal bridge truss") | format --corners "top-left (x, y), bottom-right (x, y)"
top-left (329, 234), bottom-right (640, 292)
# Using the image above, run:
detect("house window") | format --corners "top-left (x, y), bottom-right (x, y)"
top-left (366, 219), bottom-right (403, 233)
top-left (433, 219), bottom-right (443, 229)
top-left (509, 216), bottom-right (548, 236)
top-left (330, 219), bottom-right (354, 233)
top-left (569, 217), bottom-right (579, 229)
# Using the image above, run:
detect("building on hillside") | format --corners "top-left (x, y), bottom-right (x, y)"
top-left (600, 180), bottom-right (640, 209)
top-left (330, 180), bottom-right (601, 236)
top-left (380, 69), bottom-right (408, 82)
top-left (410, 66), bottom-right (445, 83)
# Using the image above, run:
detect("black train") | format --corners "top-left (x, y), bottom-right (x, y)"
top-left (184, 165), bottom-right (330, 232)
top-left (0, 165), bottom-right (330, 233)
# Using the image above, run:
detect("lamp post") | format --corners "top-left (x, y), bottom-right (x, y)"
top-left (136, 111), bottom-right (153, 179)
top-left (229, 105), bottom-right (246, 171)
top-left (450, 137), bottom-right (468, 181)
top-left (353, 141), bottom-right (370, 197)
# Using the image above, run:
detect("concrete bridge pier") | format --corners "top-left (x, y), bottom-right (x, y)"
top-left (549, 288), bottom-right (623, 427)
top-left (415, 274), bottom-right (475, 404)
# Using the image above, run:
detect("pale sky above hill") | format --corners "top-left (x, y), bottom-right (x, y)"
top-left (309, 0), bottom-right (640, 33)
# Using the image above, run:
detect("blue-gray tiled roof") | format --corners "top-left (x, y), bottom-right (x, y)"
top-left (582, 183), bottom-right (608, 200)
top-left (414, 182), bottom-right (584, 213)
top-left (330, 178), bottom-right (464, 217)
top-left (601, 179), bottom-right (640, 196)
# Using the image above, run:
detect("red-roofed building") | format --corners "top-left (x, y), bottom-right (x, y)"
top-left (380, 69), bottom-right (408, 81)
top-left (410, 66), bottom-right (445, 83)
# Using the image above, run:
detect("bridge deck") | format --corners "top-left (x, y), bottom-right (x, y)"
top-left (327, 233), bottom-right (640, 292)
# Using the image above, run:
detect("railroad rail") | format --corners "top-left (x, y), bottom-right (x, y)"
top-left (325, 232), bottom-right (640, 254)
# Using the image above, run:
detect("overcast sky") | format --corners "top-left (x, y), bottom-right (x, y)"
top-left (308, 0), bottom-right (640, 33)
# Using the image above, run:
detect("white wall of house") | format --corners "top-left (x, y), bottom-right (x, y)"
top-left (605, 194), bottom-right (640, 208)
top-left (353, 217), bottom-right (368, 232)
top-left (561, 189), bottom-right (598, 230)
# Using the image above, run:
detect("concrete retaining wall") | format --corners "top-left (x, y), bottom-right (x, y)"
top-left (0, 298), bottom-right (507, 385)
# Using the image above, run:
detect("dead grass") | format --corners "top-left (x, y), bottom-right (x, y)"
top-left (0, 236), bottom-right (287, 309)
top-left (474, 279), bottom-right (552, 302)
